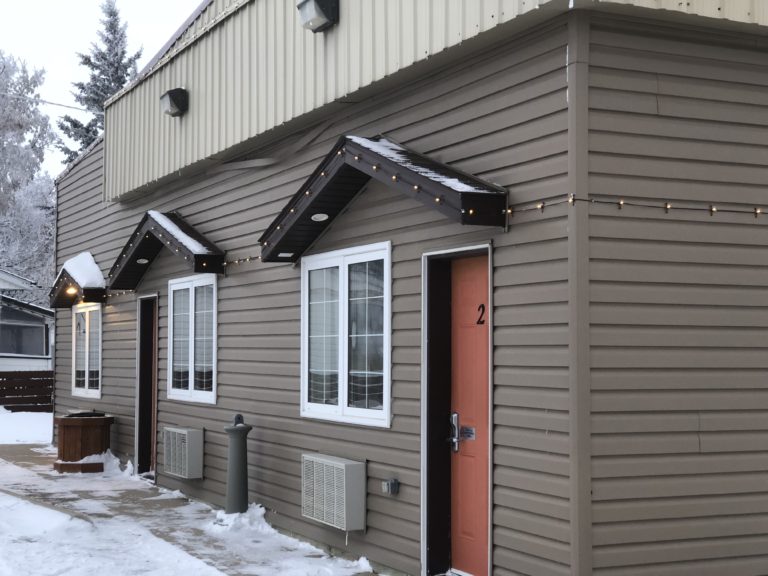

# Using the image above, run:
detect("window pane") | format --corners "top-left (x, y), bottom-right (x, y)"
top-left (172, 288), bottom-right (190, 390)
top-left (0, 325), bottom-right (44, 355)
top-left (308, 267), bottom-right (339, 405)
top-left (74, 312), bottom-right (86, 389)
top-left (194, 284), bottom-right (214, 392)
top-left (87, 309), bottom-right (100, 389)
top-left (347, 260), bottom-right (384, 410)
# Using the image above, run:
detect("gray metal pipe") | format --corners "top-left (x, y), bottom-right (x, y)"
top-left (224, 413), bottom-right (253, 514)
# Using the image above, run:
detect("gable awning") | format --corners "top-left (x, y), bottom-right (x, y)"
top-left (49, 252), bottom-right (107, 308)
top-left (258, 135), bottom-right (508, 263)
top-left (108, 210), bottom-right (225, 290)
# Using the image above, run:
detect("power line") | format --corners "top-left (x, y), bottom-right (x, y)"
top-left (0, 92), bottom-right (103, 115)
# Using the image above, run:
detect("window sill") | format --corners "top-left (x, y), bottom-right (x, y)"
top-left (167, 390), bottom-right (216, 405)
top-left (72, 388), bottom-right (101, 400)
top-left (300, 408), bottom-right (391, 428)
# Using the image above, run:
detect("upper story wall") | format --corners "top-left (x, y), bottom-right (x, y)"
top-left (103, 0), bottom-right (768, 201)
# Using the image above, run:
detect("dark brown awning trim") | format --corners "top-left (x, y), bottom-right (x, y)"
top-left (258, 135), bottom-right (508, 263)
top-left (108, 211), bottom-right (225, 290)
top-left (50, 270), bottom-right (107, 308)
top-left (49, 252), bottom-right (107, 308)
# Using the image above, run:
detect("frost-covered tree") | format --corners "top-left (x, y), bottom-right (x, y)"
top-left (0, 52), bottom-right (56, 305)
top-left (0, 175), bottom-right (56, 306)
top-left (58, 0), bottom-right (142, 163)
top-left (0, 52), bottom-right (55, 213)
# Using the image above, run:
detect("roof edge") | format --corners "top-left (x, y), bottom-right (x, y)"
top-left (105, 0), bottom-right (251, 109)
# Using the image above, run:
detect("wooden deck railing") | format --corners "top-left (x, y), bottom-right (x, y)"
top-left (0, 371), bottom-right (54, 412)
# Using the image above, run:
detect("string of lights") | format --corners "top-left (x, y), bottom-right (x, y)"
top-left (100, 193), bottom-right (767, 301)
top-left (507, 194), bottom-right (767, 219)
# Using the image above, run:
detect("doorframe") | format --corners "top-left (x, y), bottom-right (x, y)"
top-left (420, 243), bottom-right (493, 576)
top-left (134, 292), bottom-right (159, 477)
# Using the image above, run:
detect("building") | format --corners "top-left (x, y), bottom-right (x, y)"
top-left (0, 269), bottom-right (37, 291)
top-left (52, 1), bottom-right (768, 575)
top-left (0, 295), bottom-right (54, 371)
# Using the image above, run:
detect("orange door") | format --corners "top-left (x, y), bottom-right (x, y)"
top-left (450, 255), bottom-right (489, 575)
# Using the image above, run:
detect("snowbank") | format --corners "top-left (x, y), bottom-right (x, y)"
top-left (0, 407), bottom-right (52, 444)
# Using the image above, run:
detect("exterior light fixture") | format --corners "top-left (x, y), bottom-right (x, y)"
top-left (136, 258), bottom-right (150, 265)
top-left (160, 88), bottom-right (189, 117)
top-left (311, 213), bottom-right (329, 222)
top-left (65, 286), bottom-right (78, 295)
top-left (296, 0), bottom-right (339, 33)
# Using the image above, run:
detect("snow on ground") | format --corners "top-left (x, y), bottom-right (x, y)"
top-left (0, 414), bottom-right (373, 576)
top-left (0, 491), bottom-right (224, 576)
top-left (0, 407), bottom-right (52, 444)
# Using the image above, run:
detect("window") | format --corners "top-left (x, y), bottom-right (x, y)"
top-left (168, 274), bottom-right (217, 404)
top-left (0, 324), bottom-right (46, 356)
top-left (301, 242), bottom-right (391, 427)
top-left (72, 303), bottom-right (101, 398)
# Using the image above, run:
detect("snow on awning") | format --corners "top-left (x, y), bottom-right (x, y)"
top-left (258, 135), bottom-right (508, 263)
top-left (108, 211), bottom-right (225, 290)
top-left (49, 252), bottom-right (107, 308)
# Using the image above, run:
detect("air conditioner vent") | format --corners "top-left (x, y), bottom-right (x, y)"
top-left (163, 427), bottom-right (203, 479)
top-left (301, 453), bottom-right (365, 531)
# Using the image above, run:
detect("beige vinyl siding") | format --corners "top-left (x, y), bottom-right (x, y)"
top-left (58, 22), bottom-right (570, 575)
top-left (587, 20), bottom-right (768, 575)
top-left (54, 143), bottom-right (137, 456)
top-left (493, 207), bottom-right (572, 576)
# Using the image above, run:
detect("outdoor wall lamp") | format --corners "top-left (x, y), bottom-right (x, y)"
top-left (296, 0), bottom-right (338, 33)
top-left (160, 88), bottom-right (189, 117)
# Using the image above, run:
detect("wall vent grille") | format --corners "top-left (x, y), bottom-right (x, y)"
top-left (163, 427), bottom-right (203, 479)
top-left (301, 453), bottom-right (365, 531)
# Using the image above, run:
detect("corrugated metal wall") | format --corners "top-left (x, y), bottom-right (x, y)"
top-left (587, 18), bottom-right (768, 575)
top-left (104, 0), bottom-right (768, 201)
top-left (58, 22), bottom-right (572, 574)
top-left (104, 0), bottom-right (561, 200)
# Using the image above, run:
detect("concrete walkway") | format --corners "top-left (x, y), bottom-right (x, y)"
top-left (0, 444), bottom-right (376, 576)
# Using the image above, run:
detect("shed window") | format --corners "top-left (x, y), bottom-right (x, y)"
top-left (301, 242), bottom-right (391, 427)
top-left (0, 324), bottom-right (46, 356)
top-left (72, 303), bottom-right (101, 398)
top-left (168, 274), bottom-right (217, 404)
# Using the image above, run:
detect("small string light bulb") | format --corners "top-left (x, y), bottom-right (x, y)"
top-left (710, 205), bottom-right (717, 216)
top-left (664, 202), bottom-right (672, 213)
top-left (618, 199), bottom-right (625, 209)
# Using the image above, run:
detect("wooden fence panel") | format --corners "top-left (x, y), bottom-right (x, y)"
top-left (0, 371), bottom-right (54, 412)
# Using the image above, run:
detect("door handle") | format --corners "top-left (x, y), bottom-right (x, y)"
top-left (448, 412), bottom-right (460, 453)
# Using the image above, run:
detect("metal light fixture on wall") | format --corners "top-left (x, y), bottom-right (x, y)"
top-left (296, 0), bottom-right (339, 33)
top-left (160, 88), bottom-right (189, 117)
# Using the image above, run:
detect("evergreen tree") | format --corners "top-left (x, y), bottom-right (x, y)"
top-left (57, 0), bottom-right (142, 163)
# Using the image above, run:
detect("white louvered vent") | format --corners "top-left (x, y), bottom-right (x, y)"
top-left (301, 454), bottom-right (365, 531)
top-left (163, 427), bottom-right (203, 479)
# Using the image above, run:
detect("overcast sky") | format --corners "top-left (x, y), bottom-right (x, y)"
top-left (1, 0), bottom-right (203, 177)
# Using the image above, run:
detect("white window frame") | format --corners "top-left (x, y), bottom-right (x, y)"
top-left (71, 302), bottom-right (102, 399)
top-left (167, 274), bottom-right (217, 404)
top-left (300, 241), bottom-right (391, 427)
